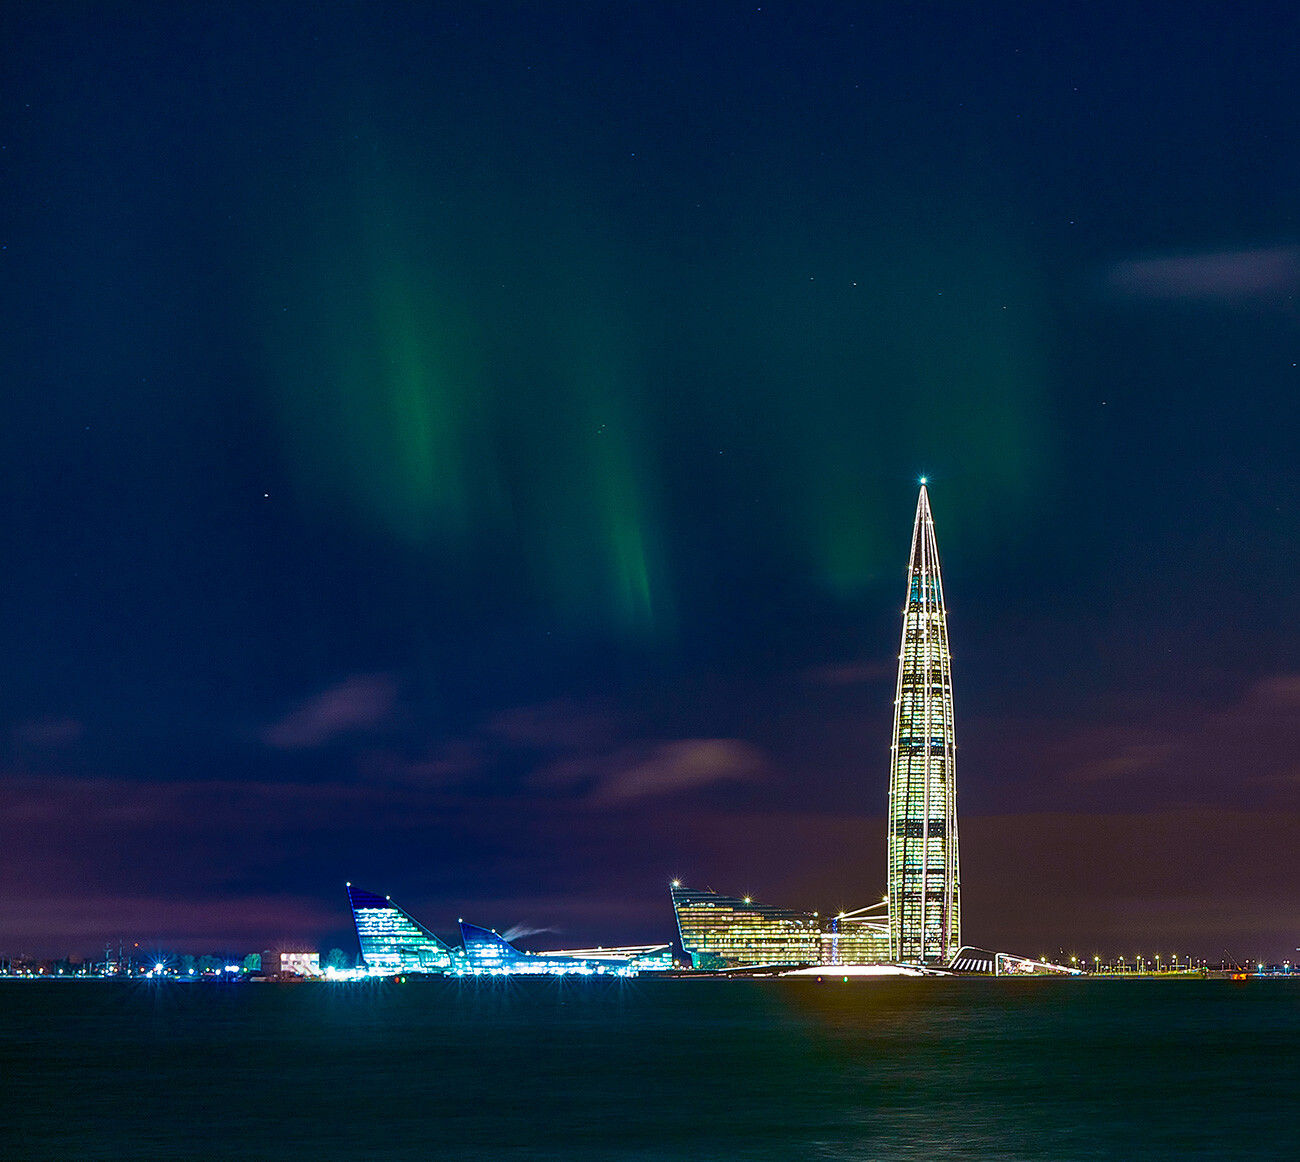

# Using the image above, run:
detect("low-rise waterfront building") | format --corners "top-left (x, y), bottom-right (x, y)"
top-left (670, 884), bottom-right (889, 970)
top-left (346, 885), bottom-right (670, 977)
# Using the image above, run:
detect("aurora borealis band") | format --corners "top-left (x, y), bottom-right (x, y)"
top-left (255, 76), bottom-right (1043, 632)
top-left (3, 3), bottom-right (1300, 962)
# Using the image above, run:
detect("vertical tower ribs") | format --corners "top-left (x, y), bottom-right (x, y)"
top-left (888, 485), bottom-right (960, 963)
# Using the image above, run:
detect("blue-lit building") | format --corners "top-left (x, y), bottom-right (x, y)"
top-left (347, 886), bottom-right (671, 977)
top-left (458, 922), bottom-right (657, 976)
top-left (347, 884), bottom-right (456, 974)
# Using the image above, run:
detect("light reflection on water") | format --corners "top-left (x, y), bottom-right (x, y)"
top-left (1, 977), bottom-right (1296, 1160)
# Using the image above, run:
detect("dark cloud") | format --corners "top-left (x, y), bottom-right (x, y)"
top-left (357, 740), bottom-right (490, 787)
top-left (1108, 245), bottom-right (1300, 303)
top-left (261, 674), bottom-right (398, 749)
top-left (968, 672), bottom-right (1300, 814)
top-left (532, 738), bottom-right (767, 805)
top-left (588, 739), bottom-right (767, 805)
top-left (487, 699), bottom-right (617, 752)
top-left (12, 717), bottom-right (85, 748)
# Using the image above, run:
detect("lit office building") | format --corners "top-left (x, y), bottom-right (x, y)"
top-left (888, 483), bottom-right (961, 964)
top-left (262, 950), bottom-right (321, 978)
top-left (671, 885), bottom-right (891, 970)
top-left (670, 884), bottom-right (822, 969)
top-left (346, 884), bottom-right (456, 974)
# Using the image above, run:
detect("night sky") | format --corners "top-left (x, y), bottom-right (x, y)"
top-left (3, 2), bottom-right (1299, 963)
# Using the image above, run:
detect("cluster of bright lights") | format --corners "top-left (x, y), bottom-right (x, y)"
top-left (321, 965), bottom-right (371, 982)
top-left (449, 964), bottom-right (636, 978)
top-left (144, 962), bottom-right (247, 979)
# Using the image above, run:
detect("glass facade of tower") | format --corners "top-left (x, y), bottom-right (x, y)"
top-left (888, 485), bottom-right (960, 964)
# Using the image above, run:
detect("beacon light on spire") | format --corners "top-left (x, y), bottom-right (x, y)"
top-left (888, 483), bottom-right (960, 963)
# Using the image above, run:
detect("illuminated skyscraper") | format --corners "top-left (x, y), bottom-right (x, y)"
top-left (888, 483), bottom-right (960, 963)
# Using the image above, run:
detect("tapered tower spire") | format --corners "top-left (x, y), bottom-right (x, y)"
top-left (888, 483), bottom-right (960, 963)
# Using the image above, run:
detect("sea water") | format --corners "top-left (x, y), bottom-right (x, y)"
top-left (2, 976), bottom-right (1296, 1160)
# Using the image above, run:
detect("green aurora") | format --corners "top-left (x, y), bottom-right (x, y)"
top-left (261, 156), bottom-right (1044, 637)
